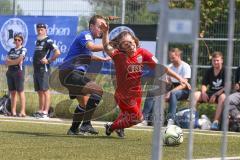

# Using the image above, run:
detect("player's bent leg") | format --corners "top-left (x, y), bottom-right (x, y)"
top-left (67, 105), bottom-right (86, 135)
top-left (211, 93), bottom-right (226, 131)
top-left (104, 122), bottom-right (125, 138)
top-left (115, 129), bottom-right (125, 138)
top-left (104, 122), bottom-right (113, 136)
top-left (80, 93), bottom-right (102, 135)
top-left (111, 110), bottom-right (142, 132)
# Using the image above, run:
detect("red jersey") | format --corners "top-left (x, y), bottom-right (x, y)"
top-left (111, 48), bottom-right (158, 100)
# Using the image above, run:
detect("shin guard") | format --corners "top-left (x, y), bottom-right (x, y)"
top-left (82, 93), bottom-right (102, 123)
top-left (70, 105), bottom-right (85, 132)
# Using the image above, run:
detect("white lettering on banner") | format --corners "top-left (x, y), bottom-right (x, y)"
top-left (48, 24), bottom-right (70, 36)
top-left (53, 57), bottom-right (64, 64)
top-left (24, 56), bottom-right (28, 61)
top-left (1, 54), bottom-right (7, 61)
top-left (53, 40), bottom-right (68, 53)
top-left (34, 24), bottom-right (70, 36)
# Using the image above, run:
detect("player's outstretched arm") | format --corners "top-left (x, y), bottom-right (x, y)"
top-left (165, 67), bottom-right (191, 90)
top-left (100, 22), bottom-right (114, 57)
top-left (91, 55), bottom-right (111, 62)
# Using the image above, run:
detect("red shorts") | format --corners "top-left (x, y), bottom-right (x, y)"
top-left (114, 95), bottom-right (142, 118)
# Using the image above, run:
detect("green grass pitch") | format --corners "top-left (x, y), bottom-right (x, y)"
top-left (0, 118), bottom-right (239, 160)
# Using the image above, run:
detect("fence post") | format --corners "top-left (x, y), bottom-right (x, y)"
top-left (221, 0), bottom-right (235, 158)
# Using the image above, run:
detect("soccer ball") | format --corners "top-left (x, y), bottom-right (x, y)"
top-left (163, 125), bottom-right (183, 146)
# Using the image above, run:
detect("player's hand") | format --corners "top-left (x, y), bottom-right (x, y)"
top-left (40, 57), bottom-right (48, 64)
top-left (209, 95), bottom-right (216, 103)
top-left (5, 58), bottom-right (10, 65)
top-left (106, 16), bottom-right (121, 21)
top-left (165, 92), bottom-right (170, 100)
top-left (99, 22), bottom-right (109, 33)
top-left (201, 92), bottom-right (209, 102)
top-left (179, 78), bottom-right (191, 90)
top-left (104, 56), bottom-right (112, 61)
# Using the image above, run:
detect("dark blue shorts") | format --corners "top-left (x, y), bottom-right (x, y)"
top-left (33, 71), bottom-right (50, 91)
top-left (59, 69), bottom-right (91, 99)
top-left (6, 68), bottom-right (25, 92)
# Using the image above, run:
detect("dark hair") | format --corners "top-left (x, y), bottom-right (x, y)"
top-left (109, 31), bottom-right (140, 49)
top-left (88, 15), bottom-right (105, 29)
top-left (14, 33), bottom-right (24, 43)
top-left (36, 23), bottom-right (47, 29)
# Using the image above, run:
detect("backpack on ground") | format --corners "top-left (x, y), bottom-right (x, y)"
top-left (0, 94), bottom-right (11, 115)
top-left (175, 107), bottom-right (199, 129)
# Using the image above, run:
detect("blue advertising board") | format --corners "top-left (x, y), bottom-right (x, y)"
top-left (0, 16), bottom-right (78, 66)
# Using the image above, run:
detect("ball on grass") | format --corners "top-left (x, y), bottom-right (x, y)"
top-left (163, 125), bottom-right (183, 146)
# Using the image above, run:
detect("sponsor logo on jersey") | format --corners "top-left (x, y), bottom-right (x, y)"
top-left (85, 34), bottom-right (92, 41)
top-left (212, 79), bottom-right (223, 90)
top-left (127, 64), bottom-right (142, 73)
top-left (137, 55), bottom-right (143, 63)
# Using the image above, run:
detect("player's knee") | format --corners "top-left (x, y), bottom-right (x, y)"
top-left (95, 86), bottom-right (103, 97)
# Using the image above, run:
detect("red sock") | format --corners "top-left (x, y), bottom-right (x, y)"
top-left (111, 109), bottom-right (142, 130)
top-left (111, 97), bottom-right (142, 130)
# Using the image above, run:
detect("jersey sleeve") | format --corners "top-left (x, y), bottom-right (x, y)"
top-left (80, 32), bottom-right (94, 47)
top-left (142, 48), bottom-right (158, 68)
top-left (47, 38), bottom-right (58, 51)
top-left (21, 47), bottom-right (27, 57)
top-left (110, 49), bottom-right (120, 58)
top-left (183, 63), bottom-right (191, 79)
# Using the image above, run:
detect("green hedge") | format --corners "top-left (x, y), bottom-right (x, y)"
top-left (0, 91), bottom-right (216, 122)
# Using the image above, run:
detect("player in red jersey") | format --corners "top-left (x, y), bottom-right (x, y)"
top-left (100, 23), bottom-right (191, 138)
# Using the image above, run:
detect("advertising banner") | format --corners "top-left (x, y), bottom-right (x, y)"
top-left (0, 16), bottom-right (78, 65)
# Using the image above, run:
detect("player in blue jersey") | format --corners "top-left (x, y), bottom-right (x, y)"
top-left (59, 15), bottom-right (111, 135)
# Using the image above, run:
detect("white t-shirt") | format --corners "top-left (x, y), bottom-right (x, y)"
top-left (168, 61), bottom-right (191, 83)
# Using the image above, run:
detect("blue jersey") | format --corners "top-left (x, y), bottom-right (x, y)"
top-left (60, 30), bottom-right (94, 71)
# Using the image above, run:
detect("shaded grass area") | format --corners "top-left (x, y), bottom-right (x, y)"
top-left (0, 121), bottom-right (240, 160)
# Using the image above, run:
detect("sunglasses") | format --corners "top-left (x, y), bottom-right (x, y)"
top-left (14, 39), bottom-right (22, 42)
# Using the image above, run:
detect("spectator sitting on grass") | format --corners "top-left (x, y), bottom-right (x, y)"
top-left (193, 51), bottom-right (225, 131)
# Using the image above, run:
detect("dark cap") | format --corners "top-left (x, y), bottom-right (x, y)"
top-left (36, 23), bottom-right (47, 29)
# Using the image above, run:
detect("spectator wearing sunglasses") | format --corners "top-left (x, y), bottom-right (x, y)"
top-left (5, 33), bottom-right (27, 117)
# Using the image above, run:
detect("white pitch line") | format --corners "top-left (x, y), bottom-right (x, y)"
top-left (194, 157), bottom-right (240, 160)
top-left (1, 118), bottom-right (240, 137)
